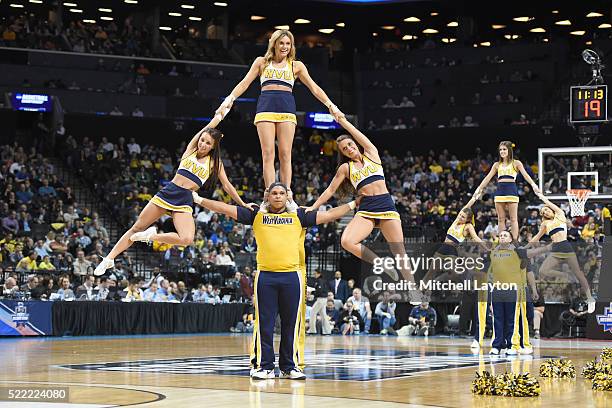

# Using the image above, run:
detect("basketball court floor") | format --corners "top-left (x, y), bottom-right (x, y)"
top-left (0, 333), bottom-right (609, 407)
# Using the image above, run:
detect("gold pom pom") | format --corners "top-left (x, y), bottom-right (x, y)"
top-left (592, 373), bottom-right (612, 391)
top-left (471, 371), bottom-right (496, 395)
top-left (473, 370), bottom-right (541, 397)
top-left (495, 372), bottom-right (541, 397)
top-left (600, 347), bottom-right (612, 362)
top-left (539, 359), bottom-right (576, 378)
top-left (583, 360), bottom-right (612, 380)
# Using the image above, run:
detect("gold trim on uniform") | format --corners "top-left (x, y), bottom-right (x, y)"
top-left (494, 195), bottom-right (520, 203)
top-left (254, 112), bottom-right (297, 124)
top-left (250, 270), bottom-right (262, 369)
top-left (150, 196), bottom-right (193, 213)
top-left (355, 210), bottom-right (400, 220)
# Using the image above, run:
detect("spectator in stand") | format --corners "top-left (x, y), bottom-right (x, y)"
top-left (381, 98), bottom-right (397, 108)
top-left (95, 277), bottom-right (110, 300)
top-left (38, 255), bottom-right (56, 270)
top-left (375, 291), bottom-right (397, 335)
top-left (125, 278), bottom-right (143, 301)
top-left (399, 96), bottom-right (416, 108)
top-left (16, 251), bottom-right (37, 273)
top-left (2, 211), bottom-right (19, 234)
top-left (131, 106), bottom-right (144, 117)
top-left (339, 300), bottom-right (364, 335)
top-left (127, 137), bottom-right (141, 155)
top-left (56, 276), bottom-right (75, 300)
top-left (329, 270), bottom-right (349, 303)
top-left (72, 250), bottom-right (92, 278)
top-left (37, 179), bottom-right (57, 197)
top-left (109, 106), bottom-right (123, 116)
top-left (20, 275), bottom-right (39, 293)
top-left (324, 299), bottom-right (340, 333)
top-left (393, 118), bottom-right (407, 130)
top-left (143, 281), bottom-right (161, 302)
top-left (402, 302), bottom-right (437, 336)
top-left (307, 269), bottom-right (332, 335)
top-left (511, 114), bottom-right (530, 126)
top-left (2, 277), bottom-right (18, 297)
top-left (462, 116), bottom-right (479, 127)
top-left (192, 283), bottom-right (208, 302)
top-left (346, 288), bottom-right (372, 334)
top-left (239, 266), bottom-right (254, 301)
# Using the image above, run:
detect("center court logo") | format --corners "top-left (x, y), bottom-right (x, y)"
top-left (596, 302), bottom-right (612, 333)
top-left (57, 349), bottom-right (557, 381)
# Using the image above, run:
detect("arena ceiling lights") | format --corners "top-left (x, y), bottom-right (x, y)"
top-left (28, 0), bottom-right (43, 3)
top-left (294, 19), bottom-right (311, 24)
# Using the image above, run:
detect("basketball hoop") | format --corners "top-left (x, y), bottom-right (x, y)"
top-left (566, 189), bottom-right (591, 217)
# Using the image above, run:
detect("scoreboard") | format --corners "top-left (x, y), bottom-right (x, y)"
top-left (570, 85), bottom-right (607, 123)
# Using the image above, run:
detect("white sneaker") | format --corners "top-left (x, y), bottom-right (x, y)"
top-left (130, 226), bottom-right (157, 244)
top-left (519, 347), bottom-right (533, 355)
top-left (587, 297), bottom-right (596, 314)
top-left (489, 348), bottom-right (500, 355)
top-left (470, 340), bottom-right (481, 349)
top-left (94, 257), bottom-right (114, 276)
top-left (380, 329), bottom-right (388, 335)
top-left (250, 368), bottom-right (275, 380)
top-left (506, 348), bottom-right (518, 355)
top-left (280, 368), bottom-right (306, 380)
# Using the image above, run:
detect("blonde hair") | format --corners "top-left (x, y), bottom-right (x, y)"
top-left (264, 30), bottom-right (296, 65)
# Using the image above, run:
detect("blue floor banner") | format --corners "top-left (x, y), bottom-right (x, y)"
top-left (0, 300), bottom-right (53, 336)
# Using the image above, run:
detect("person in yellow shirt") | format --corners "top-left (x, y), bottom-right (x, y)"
top-left (322, 136), bottom-right (337, 157)
top-left (137, 187), bottom-right (153, 202)
top-left (16, 251), bottom-right (38, 272)
top-left (580, 221), bottom-right (597, 240)
top-left (193, 182), bottom-right (356, 380)
top-left (488, 231), bottom-right (549, 355)
top-left (37, 255), bottom-right (56, 271)
top-left (429, 161), bottom-right (443, 175)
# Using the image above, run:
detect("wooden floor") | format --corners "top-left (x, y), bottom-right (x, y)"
top-left (0, 334), bottom-right (609, 407)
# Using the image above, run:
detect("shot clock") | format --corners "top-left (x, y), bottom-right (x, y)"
top-left (570, 85), bottom-right (607, 123)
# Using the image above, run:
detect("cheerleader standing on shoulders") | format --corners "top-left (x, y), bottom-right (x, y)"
top-left (474, 141), bottom-right (540, 239)
top-left (215, 29), bottom-right (343, 211)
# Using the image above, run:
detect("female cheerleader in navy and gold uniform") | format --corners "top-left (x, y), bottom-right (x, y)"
top-left (215, 29), bottom-right (343, 208)
top-left (421, 196), bottom-right (487, 284)
top-left (306, 117), bottom-right (416, 288)
top-left (474, 141), bottom-right (540, 239)
top-left (530, 192), bottom-right (595, 312)
top-left (94, 118), bottom-right (252, 276)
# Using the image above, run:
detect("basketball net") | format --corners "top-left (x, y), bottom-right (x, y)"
top-left (566, 189), bottom-right (591, 217)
